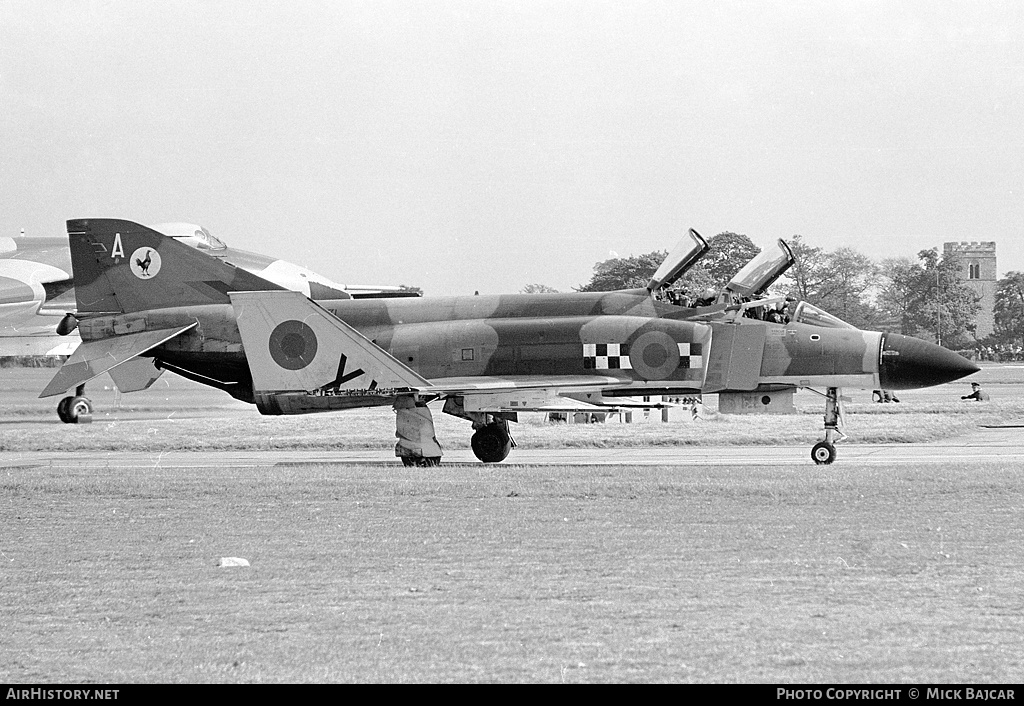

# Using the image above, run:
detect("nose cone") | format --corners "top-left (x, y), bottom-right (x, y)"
top-left (879, 333), bottom-right (980, 389)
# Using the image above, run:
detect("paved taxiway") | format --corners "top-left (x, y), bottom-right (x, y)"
top-left (4, 424), bottom-right (1022, 469)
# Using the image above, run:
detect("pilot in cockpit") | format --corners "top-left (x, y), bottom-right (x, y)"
top-left (694, 288), bottom-right (718, 307)
top-left (765, 302), bottom-right (790, 323)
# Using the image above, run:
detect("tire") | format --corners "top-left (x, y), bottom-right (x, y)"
top-left (811, 441), bottom-right (836, 465)
top-left (66, 396), bottom-right (93, 424)
top-left (401, 456), bottom-right (441, 467)
top-left (57, 397), bottom-right (73, 424)
top-left (471, 425), bottom-right (512, 463)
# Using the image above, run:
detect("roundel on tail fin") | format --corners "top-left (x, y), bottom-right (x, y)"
top-left (269, 320), bottom-right (318, 370)
top-left (129, 247), bottom-right (162, 279)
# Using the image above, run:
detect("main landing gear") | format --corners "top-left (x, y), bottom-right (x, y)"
top-left (810, 386), bottom-right (843, 465)
top-left (470, 418), bottom-right (515, 463)
top-left (57, 385), bottom-right (92, 424)
top-left (394, 396), bottom-right (519, 467)
top-left (394, 396), bottom-right (443, 467)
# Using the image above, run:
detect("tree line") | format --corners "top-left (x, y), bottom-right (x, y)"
top-left (523, 232), bottom-right (1024, 351)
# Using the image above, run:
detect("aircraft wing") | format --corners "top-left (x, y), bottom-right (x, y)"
top-left (424, 375), bottom-right (687, 412)
top-left (423, 375), bottom-right (619, 411)
top-left (425, 374), bottom-right (624, 394)
top-left (230, 291), bottom-right (430, 394)
top-left (39, 322), bottom-right (197, 398)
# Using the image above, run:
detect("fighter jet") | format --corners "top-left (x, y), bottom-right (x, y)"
top-left (40, 219), bottom-right (979, 465)
top-left (0, 222), bottom-right (417, 357)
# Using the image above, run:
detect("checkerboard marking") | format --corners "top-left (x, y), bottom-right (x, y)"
top-left (583, 341), bottom-right (705, 371)
top-left (678, 342), bottom-right (703, 369)
top-left (583, 343), bottom-right (632, 370)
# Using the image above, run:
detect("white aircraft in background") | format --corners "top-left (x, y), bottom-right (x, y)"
top-left (0, 222), bottom-right (419, 357)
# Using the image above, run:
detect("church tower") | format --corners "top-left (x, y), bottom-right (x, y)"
top-left (943, 241), bottom-right (997, 340)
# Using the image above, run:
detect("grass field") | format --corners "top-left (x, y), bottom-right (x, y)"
top-left (1, 461), bottom-right (1022, 683)
top-left (2, 365), bottom-right (1023, 682)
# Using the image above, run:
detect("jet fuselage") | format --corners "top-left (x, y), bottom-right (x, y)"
top-left (73, 289), bottom-right (968, 407)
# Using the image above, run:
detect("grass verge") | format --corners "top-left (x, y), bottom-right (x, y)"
top-left (1, 461), bottom-right (1021, 682)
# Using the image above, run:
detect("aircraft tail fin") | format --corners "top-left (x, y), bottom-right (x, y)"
top-left (229, 290), bottom-right (430, 395)
top-left (67, 219), bottom-right (283, 315)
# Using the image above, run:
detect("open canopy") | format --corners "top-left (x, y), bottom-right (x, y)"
top-left (646, 228), bottom-right (710, 292)
top-left (725, 239), bottom-right (794, 297)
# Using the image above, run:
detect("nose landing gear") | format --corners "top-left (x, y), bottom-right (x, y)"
top-left (811, 440), bottom-right (836, 465)
top-left (810, 386), bottom-right (842, 465)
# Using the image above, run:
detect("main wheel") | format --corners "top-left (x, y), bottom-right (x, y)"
top-left (57, 396), bottom-right (73, 423)
top-left (471, 424), bottom-right (512, 463)
top-left (811, 441), bottom-right (836, 465)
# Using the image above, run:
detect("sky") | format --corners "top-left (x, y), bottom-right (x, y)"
top-left (2, 1), bottom-right (1023, 295)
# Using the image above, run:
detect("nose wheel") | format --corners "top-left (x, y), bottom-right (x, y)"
top-left (811, 441), bottom-right (836, 465)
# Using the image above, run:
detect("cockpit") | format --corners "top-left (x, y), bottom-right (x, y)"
top-left (790, 301), bottom-right (856, 329)
top-left (654, 235), bottom-right (795, 311)
top-left (647, 228), bottom-right (710, 293)
top-left (724, 239), bottom-right (795, 298)
top-left (150, 223), bottom-right (227, 251)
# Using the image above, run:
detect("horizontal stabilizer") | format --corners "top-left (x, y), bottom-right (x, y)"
top-left (39, 322), bottom-right (197, 398)
top-left (107, 356), bottom-right (165, 393)
top-left (230, 291), bottom-right (430, 393)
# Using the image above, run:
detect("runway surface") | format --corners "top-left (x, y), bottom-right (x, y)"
top-left (4, 424), bottom-right (1022, 469)
top-left (5, 366), bottom-right (1024, 469)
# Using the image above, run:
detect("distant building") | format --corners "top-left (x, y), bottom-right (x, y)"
top-left (943, 241), bottom-right (997, 339)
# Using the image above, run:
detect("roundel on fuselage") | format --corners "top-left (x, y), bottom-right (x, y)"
top-left (269, 320), bottom-right (318, 370)
top-left (628, 330), bottom-right (681, 380)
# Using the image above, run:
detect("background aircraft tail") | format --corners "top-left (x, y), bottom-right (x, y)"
top-left (67, 218), bottom-right (283, 315)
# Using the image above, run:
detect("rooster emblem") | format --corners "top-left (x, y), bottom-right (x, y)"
top-left (135, 249), bottom-right (153, 276)
top-left (129, 247), bottom-right (162, 280)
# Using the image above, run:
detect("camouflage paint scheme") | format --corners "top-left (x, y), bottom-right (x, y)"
top-left (42, 219), bottom-right (979, 465)
top-left (0, 221), bottom-right (410, 356)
